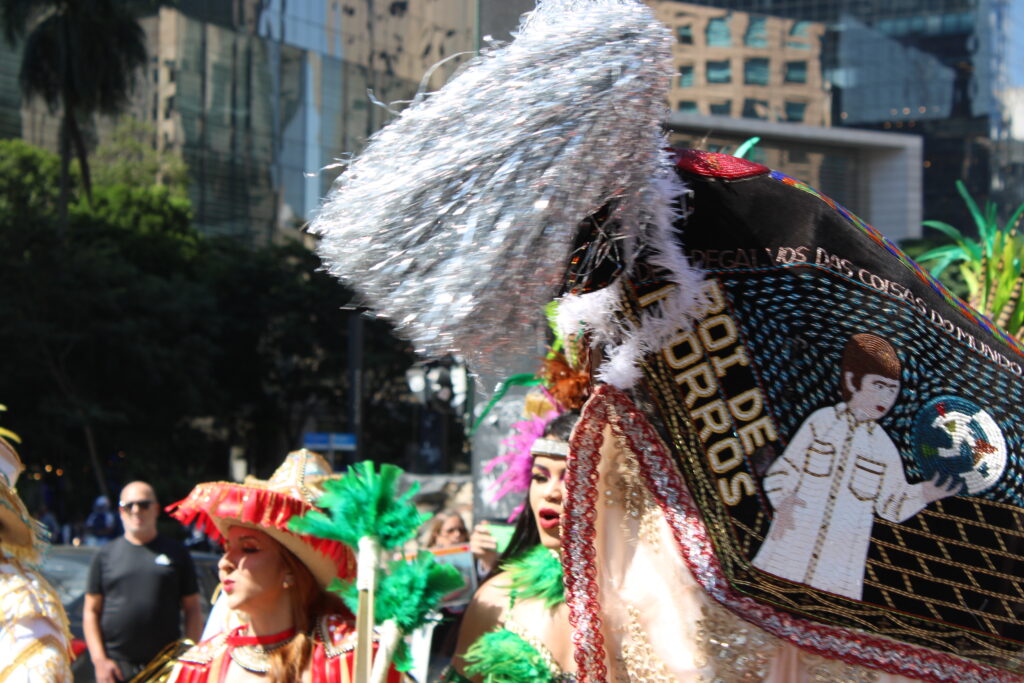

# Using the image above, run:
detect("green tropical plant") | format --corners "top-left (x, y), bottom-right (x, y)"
top-left (1, 0), bottom-right (147, 220)
top-left (918, 180), bottom-right (1024, 338)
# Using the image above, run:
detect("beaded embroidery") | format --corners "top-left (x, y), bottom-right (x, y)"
top-left (800, 651), bottom-right (882, 683)
top-left (563, 386), bottom-right (1020, 682)
top-left (694, 602), bottom-right (777, 682)
top-left (504, 615), bottom-right (568, 680)
top-left (619, 605), bottom-right (674, 682)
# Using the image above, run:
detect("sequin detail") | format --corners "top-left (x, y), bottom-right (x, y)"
top-left (610, 436), bottom-right (663, 549)
top-left (619, 605), bottom-right (674, 682)
top-left (695, 602), bottom-right (777, 682)
top-left (0, 559), bottom-right (72, 682)
top-left (800, 651), bottom-right (882, 683)
top-left (505, 615), bottom-right (572, 681)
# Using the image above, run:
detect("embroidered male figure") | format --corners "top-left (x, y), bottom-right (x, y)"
top-left (752, 332), bottom-right (961, 599)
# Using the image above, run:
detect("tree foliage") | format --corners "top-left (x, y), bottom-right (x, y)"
top-left (1, 0), bottom-right (148, 214)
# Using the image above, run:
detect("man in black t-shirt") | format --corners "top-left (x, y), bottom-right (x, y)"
top-left (84, 481), bottom-right (202, 682)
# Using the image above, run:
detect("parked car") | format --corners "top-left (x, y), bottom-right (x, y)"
top-left (37, 544), bottom-right (221, 682)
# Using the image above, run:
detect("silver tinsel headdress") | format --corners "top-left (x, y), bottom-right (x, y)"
top-left (311, 0), bottom-right (704, 386)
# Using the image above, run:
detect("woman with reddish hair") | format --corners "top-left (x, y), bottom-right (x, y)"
top-left (163, 450), bottom-right (403, 683)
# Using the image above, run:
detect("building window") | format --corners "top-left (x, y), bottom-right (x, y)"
top-left (709, 101), bottom-right (732, 116)
top-left (676, 25), bottom-right (693, 45)
top-left (678, 65), bottom-right (694, 88)
top-left (787, 21), bottom-right (811, 48)
top-left (744, 16), bottom-right (767, 47)
top-left (706, 60), bottom-right (731, 84)
top-left (677, 101), bottom-right (698, 113)
top-left (784, 60), bottom-right (807, 83)
top-left (744, 58), bottom-right (769, 85)
top-left (943, 12), bottom-right (972, 34)
top-left (784, 101), bottom-right (807, 122)
top-left (706, 16), bottom-right (731, 47)
top-left (742, 98), bottom-right (768, 120)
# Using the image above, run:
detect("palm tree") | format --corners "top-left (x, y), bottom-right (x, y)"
top-left (2, 1), bottom-right (146, 497)
top-left (1, 0), bottom-right (147, 223)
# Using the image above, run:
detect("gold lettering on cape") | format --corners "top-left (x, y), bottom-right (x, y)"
top-left (661, 280), bottom-right (775, 506)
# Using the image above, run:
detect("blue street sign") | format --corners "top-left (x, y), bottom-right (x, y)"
top-left (302, 432), bottom-right (357, 451)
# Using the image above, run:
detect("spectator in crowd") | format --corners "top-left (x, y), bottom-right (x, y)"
top-left (84, 481), bottom-right (202, 682)
top-left (35, 504), bottom-right (59, 541)
top-left (83, 495), bottom-right (118, 546)
top-left (421, 509), bottom-right (473, 669)
top-left (425, 509), bottom-right (470, 548)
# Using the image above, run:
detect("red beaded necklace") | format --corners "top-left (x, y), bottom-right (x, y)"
top-left (225, 626), bottom-right (298, 675)
top-left (225, 627), bottom-right (297, 649)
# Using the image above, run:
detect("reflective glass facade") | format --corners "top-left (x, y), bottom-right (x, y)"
top-left (0, 39), bottom-right (19, 140)
top-left (655, 3), bottom-right (831, 127)
top-left (152, 1), bottom-right (475, 241)
top-left (7, 0), bottom-right (477, 243)
top-left (669, 0), bottom-right (1021, 232)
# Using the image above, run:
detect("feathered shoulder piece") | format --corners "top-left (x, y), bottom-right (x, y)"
top-left (500, 545), bottom-right (564, 609)
top-left (464, 629), bottom-right (560, 683)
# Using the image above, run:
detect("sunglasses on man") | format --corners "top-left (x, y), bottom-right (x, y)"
top-left (119, 500), bottom-right (155, 512)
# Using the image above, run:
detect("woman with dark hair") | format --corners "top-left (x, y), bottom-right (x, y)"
top-left (162, 450), bottom-right (404, 683)
top-left (445, 397), bottom-right (582, 683)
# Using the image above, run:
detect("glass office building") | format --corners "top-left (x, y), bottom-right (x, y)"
top-left (8, 0), bottom-right (1012, 234)
top-left (668, 0), bottom-right (1020, 231)
top-left (10, 0), bottom-right (477, 242)
top-left (656, 3), bottom-right (831, 126)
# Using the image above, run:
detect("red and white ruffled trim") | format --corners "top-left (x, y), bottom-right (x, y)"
top-left (167, 482), bottom-right (355, 581)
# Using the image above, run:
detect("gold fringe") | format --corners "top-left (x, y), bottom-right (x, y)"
top-left (0, 634), bottom-right (69, 682)
top-left (129, 639), bottom-right (196, 683)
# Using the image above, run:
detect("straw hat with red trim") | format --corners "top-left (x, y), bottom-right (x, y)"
top-left (167, 449), bottom-right (355, 587)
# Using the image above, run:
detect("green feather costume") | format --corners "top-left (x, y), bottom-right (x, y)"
top-left (448, 546), bottom-right (573, 683)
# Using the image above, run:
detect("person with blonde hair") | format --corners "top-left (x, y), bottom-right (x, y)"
top-left (424, 510), bottom-right (470, 549)
top-left (0, 430), bottom-right (73, 682)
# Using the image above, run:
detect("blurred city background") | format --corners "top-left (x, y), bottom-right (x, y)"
top-left (2, 0), bottom-right (1024, 540)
